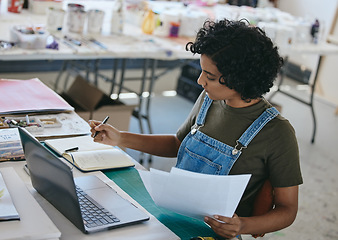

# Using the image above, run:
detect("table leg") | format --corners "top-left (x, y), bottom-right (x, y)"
top-left (93, 59), bottom-right (100, 86)
top-left (269, 55), bottom-right (320, 144)
top-left (309, 56), bottom-right (323, 143)
top-left (54, 60), bottom-right (69, 92)
top-left (117, 59), bottom-right (127, 97)
top-left (145, 59), bottom-right (157, 135)
top-left (109, 59), bottom-right (119, 96)
top-left (135, 58), bottom-right (150, 135)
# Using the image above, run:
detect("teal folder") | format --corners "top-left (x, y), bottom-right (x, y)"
top-left (104, 168), bottom-right (218, 240)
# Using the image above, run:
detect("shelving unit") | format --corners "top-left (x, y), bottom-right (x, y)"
top-left (176, 60), bottom-right (203, 103)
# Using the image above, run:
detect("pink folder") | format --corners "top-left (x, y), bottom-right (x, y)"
top-left (0, 78), bottom-right (74, 115)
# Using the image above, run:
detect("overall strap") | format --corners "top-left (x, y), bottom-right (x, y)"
top-left (196, 95), bottom-right (213, 126)
top-left (238, 107), bottom-right (279, 147)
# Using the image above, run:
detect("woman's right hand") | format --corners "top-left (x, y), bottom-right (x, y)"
top-left (89, 120), bottom-right (121, 146)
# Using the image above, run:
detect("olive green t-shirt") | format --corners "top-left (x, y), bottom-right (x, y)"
top-left (176, 91), bottom-right (303, 217)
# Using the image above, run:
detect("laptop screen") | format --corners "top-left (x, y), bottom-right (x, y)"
top-left (18, 128), bottom-right (85, 232)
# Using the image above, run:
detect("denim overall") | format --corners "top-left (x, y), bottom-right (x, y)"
top-left (176, 95), bottom-right (279, 175)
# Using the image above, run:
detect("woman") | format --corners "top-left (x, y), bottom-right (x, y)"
top-left (89, 19), bottom-right (303, 239)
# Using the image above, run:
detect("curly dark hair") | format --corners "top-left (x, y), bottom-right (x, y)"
top-left (186, 19), bottom-right (283, 101)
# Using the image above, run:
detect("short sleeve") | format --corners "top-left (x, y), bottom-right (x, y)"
top-left (267, 118), bottom-right (303, 188)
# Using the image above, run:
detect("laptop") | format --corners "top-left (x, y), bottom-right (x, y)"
top-left (18, 127), bottom-right (149, 234)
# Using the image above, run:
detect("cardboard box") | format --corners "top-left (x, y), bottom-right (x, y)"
top-left (61, 75), bottom-right (135, 131)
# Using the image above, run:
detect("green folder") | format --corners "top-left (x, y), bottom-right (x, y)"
top-left (104, 168), bottom-right (218, 240)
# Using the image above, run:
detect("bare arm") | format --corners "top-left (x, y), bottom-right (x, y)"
top-left (89, 120), bottom-right (181, 157)
top-left (119, 132), bottom-right (181, 157)
top-left (205, 186), bottom-right (299, 238)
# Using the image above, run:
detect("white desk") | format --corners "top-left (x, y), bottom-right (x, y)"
top-left (0, 7), bottom-right (196, 61)
top-left (0, 76), bottom-right (179, 239)
top-left (4, 2), bottom-right (333, 142)
top-left (0, 8), bottom-right (198, 139)
top-left (0, 160), bottom-right (179, 240)
top-left (0, 167), bottom-right (61, 240)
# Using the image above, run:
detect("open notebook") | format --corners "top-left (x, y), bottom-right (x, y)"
top-left (44, 135), bottom-right (134, 172)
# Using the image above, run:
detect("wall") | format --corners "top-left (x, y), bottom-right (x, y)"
top-left (277, 0), bottom-right (338, 106)
top-left (316, 9), bottom-right (338, 105)
top-left (278, 0), bottom-right (337, 38)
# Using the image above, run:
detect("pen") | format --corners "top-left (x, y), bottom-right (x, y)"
top-left (89, 38), bottom-right (107, 50)
top-left (62, 39), bottom-right (78, 50)
top-left (52, 34), bottom-right (77, 50)
top-left (65, 147), bottom-right (79, 152)
top-left (64, 35), bottom-right (81, 46)
top-left (93, 116), bottom-right (109, 138)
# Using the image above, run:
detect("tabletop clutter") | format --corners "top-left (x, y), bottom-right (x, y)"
top-left (1, 1), bottom-right (324, 52)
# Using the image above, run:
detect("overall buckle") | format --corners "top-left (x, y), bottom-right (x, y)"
top-left (232, 140), bottom-right (247, 155)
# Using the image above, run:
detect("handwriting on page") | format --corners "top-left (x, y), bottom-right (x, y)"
top-left (71, 149), bottom-right (125, 170)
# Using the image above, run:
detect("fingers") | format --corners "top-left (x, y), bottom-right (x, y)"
top-left (205, 215), bottom-right (231, 226)
top-left (204, 215), bottom-right (241, 239)
top-left (88, 120), bottom-right (101, 127)
top-left (89, 120), bottom-right (101, 134)
top-left (88, 120), bottom-right (104, 139)
top-left (93, 132), bottom-right (105, 142)
top-left (88, 120), bottom-right (120, 146)
top-left (94, 123), bottom-right (105, 132)
top-left (89, 120), bottom-right (108, 133)
top-left (92, 125), bottom-right (105, 138)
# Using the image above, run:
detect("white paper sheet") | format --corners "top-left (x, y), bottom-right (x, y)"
top-left (0, 172), bottom-right (20, 221)
top-left (138, 167), bottom-right (251, 220)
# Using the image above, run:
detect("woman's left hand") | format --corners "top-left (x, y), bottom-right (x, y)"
top-left (204, 214), bottom-right (242, 239)
top-left (205, 186), bottom-right (299, 238)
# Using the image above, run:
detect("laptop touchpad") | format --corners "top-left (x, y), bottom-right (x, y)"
top-left (75, 175), bottom-right (107, 190)
top-left (75, 175), bottom-right (147, 222)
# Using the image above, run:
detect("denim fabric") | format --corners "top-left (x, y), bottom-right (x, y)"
top-left (176, 95), bottom-right (279, 175)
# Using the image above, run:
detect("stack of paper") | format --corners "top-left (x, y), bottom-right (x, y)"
top-left (138, 167), bottom-right (251, 220)
top-left (0, 78), bottom-right (74, 115)
top-left (0, 167), bottom-right (61, 239)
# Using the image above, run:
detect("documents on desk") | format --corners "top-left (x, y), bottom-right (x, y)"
top-left (0, 78), bottom-right (91, 139)
top-left (0, 167), bottom-right (61, 240)
top-left (44, 135), bottom-right (134, 172)
top-left (32, 111), bottom-right (91, 140)
top-left (139, 167), bottom-right (251, 220)
top-left (0, 171), bottom-right (20, 221)
top-left (1, 112), bottom-right (91, 140)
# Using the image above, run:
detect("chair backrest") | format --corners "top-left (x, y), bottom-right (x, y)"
top-left (251, 179), bottom-right (274, 238)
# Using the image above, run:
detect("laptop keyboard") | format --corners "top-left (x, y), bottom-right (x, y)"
top-left (76, 186), bottom-right (120, 229)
